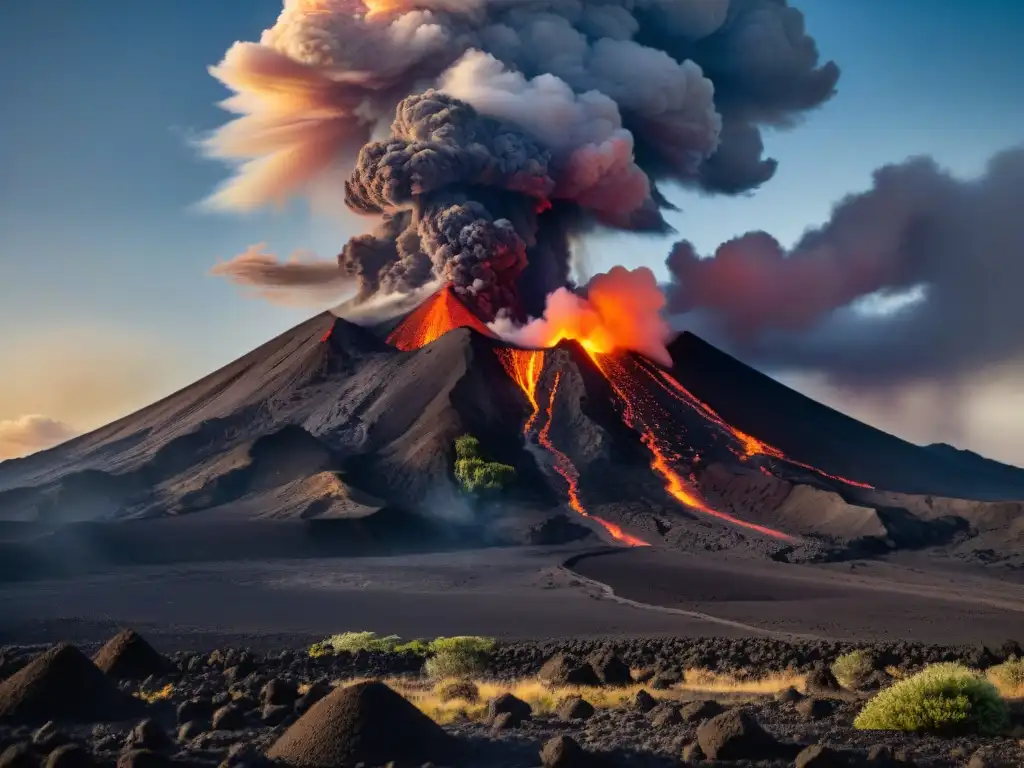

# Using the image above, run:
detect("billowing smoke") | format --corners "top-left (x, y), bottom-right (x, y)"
top-left (493, 265), bottom-right (672, 366)
top-left (205, 0), bottom-right (838, 320)
top-left (666, 147), bottom-right (1024, 388)
top-left (211, 243), bottom-right (355, 306)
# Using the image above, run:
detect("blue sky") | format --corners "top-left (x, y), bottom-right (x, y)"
top-left (2, 1), bottom-right (1023, 459)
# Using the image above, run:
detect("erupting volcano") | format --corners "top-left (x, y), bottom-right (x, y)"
top-left (386, 285), bottom-right (494, 351)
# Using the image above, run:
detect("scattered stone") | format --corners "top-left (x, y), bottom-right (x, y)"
top-left (436, 680), bottom-right (480, 704)
top-left (632, 668), bottom-right (655, 683)
top-left (650, 672), bottom-right (679, 690)
top-left (0, 744), bottom-right (36, 768)
top-left (176, 698), bottom-right (212, 726)
top-left (538, 655), bottom-right (600, 687)
top-left (124, 720), bottom-right (171, 752)
top-left (261, 678), bottom-right (298, 707)
top-left (796, 744), bottom-right (846, 767)
top-left (777, 686), bottom-right (805, 704)
top-left (0, 644), bottom-right (144, 724)
top-left (697, 709), bottom-right (792, 761)
top-left (866, 745), bottom-right (896, 766)
top-left (969, 749), bottom-right (1012, 768)
top-left (587, 650), bottom-right (632, 686)
top-left (262, 704), bottom-right (290, 726)
top-left (649, 702), bottom-right (683, 728)
top-left (293, 681), bottom-right (330, 714)
top-left (176, 720), bottom-right (208, 741)
top-left (556, 696), bottom-right (594, 722)
top-left (633, 690), bottom-right (657, 713)
top-left (680, 699), bottom-right (726, 724)
top-left (681, 740), bottom-right (704, 763)
top-left (489, 712), bottom-right (515, 733)
top-left (540, 735), bottom-right (587, 768)
top-left (796, 697), bottom-right (835, 721)
top-left (266, 680), bottom-right (456, 768)
top-left (211, 704), bottom-right (245, 731)
top-left (805, 666), bottom-right (841, 693)
top-left (92, 631), bottom-right (166, 681)
top-left (486, 693), bottom-right (531, 727)
top-left (116, 751), bottom-right (168, 768)
top-left (44, 746), bottom-right (91, 768)
top-left (32, 722), bottom-right (69, 751)
top-left (221, 742), bottom-right (269, 768)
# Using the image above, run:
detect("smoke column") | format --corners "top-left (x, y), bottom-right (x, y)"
top-left (665, 148), bottom-right (1024, 389)
top-left (205, 0), bottom-right (838, 321)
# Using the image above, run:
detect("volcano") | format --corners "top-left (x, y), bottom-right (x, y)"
top-left (3, 287), bottom-right (1024, 572)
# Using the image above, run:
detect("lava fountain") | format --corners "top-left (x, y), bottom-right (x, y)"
top-left (387, 285), bottom-right (494, 351)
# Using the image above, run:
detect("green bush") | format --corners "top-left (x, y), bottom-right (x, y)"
top-left (988, 657), bottom-right (1024, 692)
top-left (394, 639), bottom-right (431, 656)
top-left (308, 632), bottom-right (401, 657)
top-left (853, 663), bottom-right (1008, 734)
top-left (454, 435), bottom-right (481, 460)
top-left (425, 648), bottom-right (488, 680)
top-left (832, 649), bottom-right (875, 689)
top-left (428, 636), bottom-right (496, 656)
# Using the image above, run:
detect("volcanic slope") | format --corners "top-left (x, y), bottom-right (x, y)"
top-left (2, 287), bottom-right (1024, 567)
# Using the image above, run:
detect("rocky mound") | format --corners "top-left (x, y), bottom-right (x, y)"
top-left (265, 680), bottom-right (456, 767)
top-left (0, 644), bottom-right (144, 723)
top-left (92, 629), bottom-right (167, 680)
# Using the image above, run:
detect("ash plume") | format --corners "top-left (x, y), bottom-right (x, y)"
top-left (211, 244), bottom-right (355, 306)
top-left (205, 0), bottom-right (838, 319)
top-left (666, 147), bottom-right (1024, 389)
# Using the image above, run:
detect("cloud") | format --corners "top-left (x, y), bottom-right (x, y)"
top-left (0, 415), bottom-right (77, 461)
top-left (210, 243), bottom-right (355, 306)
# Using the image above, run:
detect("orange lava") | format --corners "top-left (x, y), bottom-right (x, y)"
top-left (319, 327), bottom-right (333, 344)
top-left (650, 367), bottom-right (873, 489)
top-left (496, 348), bottom-right (546, 435)
top-left (539, 372), bottom-right (649, 547)
top-left (592, 355), bottom-right (796, 542)
top-left (387, 285), bottom-right (494, 351)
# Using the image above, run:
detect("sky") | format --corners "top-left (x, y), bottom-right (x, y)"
top-left (1, 1), bottom-right (1023, 463)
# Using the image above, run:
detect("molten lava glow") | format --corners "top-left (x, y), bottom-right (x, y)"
top-left (496, 348), bottom-right (545, 435)
top-left (319, 327), bottom-right (333, 344)
top-left (387, 285), bottom-right (494, 351)
top-left (650, 368), bottom-right (874, 489)
top-left (592, 354), bottom-right (797, 543)
top-left (539, 372), bottom-right (649, 547)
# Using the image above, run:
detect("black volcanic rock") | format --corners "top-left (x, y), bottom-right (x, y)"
top-left (93, 630), bottom-right (167, 680)
top-left (696, 709), bottom-right (792, 761)
top-left (0, 644), bottom-right (144, 723)
top-left (539, 654), bottom-right (599, 687)
top-left (266, 681), bottom-right (455, 767)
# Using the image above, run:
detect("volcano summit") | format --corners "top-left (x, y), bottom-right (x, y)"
top-left (3, 286), bottom-right (1024, 577)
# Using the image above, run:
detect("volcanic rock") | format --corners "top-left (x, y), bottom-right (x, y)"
top-left (696, 709), bottom-right (792, 761)
top-left (32, 722), bottom-right (69, 751)
top-left (177, 721), bottom-right (208, 741)
top-left (0, 644), bottom-right (144, 723)
top-left (485, 693), bottom-right (531, 727)
top-left (260, 679), bottom-right (297, 707)
top-left (45, 746), bottom-right (91, 768)
top-left (540, 735), bottom-right (587, 768)
top-left (92, 631), bottom-right (166, 681)
top-left (211, 704), bottom-right (245, 731)
top-left (796, 744), bottom-right (846, 767)
top-left (680, 699), bottom-right (726, 724)
top-left (796, 696), bottom-right (836, 721)
top-left (649, 702), bottom-right (683, 728)
top-left (293, 681), bottom-right (330, 714)
top-left (0, 745), bottom-right (35, 768)
top-left (587, 650), bottom-right (631, 686)
top-left (538, 654), bottom-right (600, 687)
top-left (124, 720), bottom-right (171, 752)
top-left (176, 698), bottom-right (212, 725)
top-left (266, 680), bottom-right (456, 767)
top-left (633, 689), bottom-right (657, 713)
top-left (681, 741), bottom-right (704, 763)
top-left (116, 750), bottom-right (169, 768)
top-left (777, 686), bottom-right (805, 704)
top-left (557, 696), bottom-right (594, 722)
top-left (806, 666), bottom-right (841, 693)
top-left (261, 705), bottom-right (290, 726)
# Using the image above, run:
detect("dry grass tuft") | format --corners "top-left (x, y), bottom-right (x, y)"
top-left (136, 683), bottom-right (174, 703)
top-left (330, 668), bottom-right (804, 724)
top-left (987, 658), bottom-right (1024, 699)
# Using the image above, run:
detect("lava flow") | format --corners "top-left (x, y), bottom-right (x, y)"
top-left (497, 348), bottom-right (648, 547)
top-left (592, 354), bottom-right (797, 543)
top-left (387, 285), bottom-right (494, 351)
top-left (648, 366), bottom-right (873, 489)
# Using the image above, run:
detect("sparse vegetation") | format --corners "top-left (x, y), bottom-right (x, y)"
top-left (309, 631), bottom-right (402, 657)
top-left (308, 631), bottom-right (497, 675)
top-left (135, 683), bottom-right (174, 703)
top-left (453, 434), bottom-right (516, 494)
top-left (435, 679), bottom-right (481, 704)
top-left (832, 649), bottom-right (874, 689)
top-left (987, 657), bottom-right (1024, 698)
top-left (854, 663), bottom-right (1009, 734)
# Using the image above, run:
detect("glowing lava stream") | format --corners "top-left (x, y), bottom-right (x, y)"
top-left (387, 285), bottom-right (494, 351)
top-left (591, 354), bottom-right (797, 543)
top-left (646, 366), bottom-right (873, 490)
top-left (497, 348), bottom-right (649, 547)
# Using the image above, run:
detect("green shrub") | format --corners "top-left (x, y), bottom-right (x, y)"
top-left (425, 648), bottom-right (488, 680)
top-left (832, 649), bottom-right (875, 689)
top-left (454, 456), bottom-right (516, 494)
top-left (308, 631), bottom-right (401, 656)
top-left (394, 639), bottom-right (431, 656)
top-left (428, 636), bottom-right (496, 656)
top-left (454, 435), bottom-right (481, 460)
top-left (988, 657), bottom-right (1024, 693)
top-left (853, 663), bottom-right (1008, 734)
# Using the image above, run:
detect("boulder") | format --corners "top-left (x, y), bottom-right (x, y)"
top-left (540, 736), bottom-right (587, 768)
top-left (696, 709), bottom-right (793, 761)
top-left (92, 631), bottom-right (167, 681)
top-left (538, 655), bottom-right (600, 687)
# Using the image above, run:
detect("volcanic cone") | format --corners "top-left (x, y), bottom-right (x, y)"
top-left (265, 680), bottom-right (456, 767)
top-left (93, 629), bottom-right (167, 680)
top-left (0, 644), bottom-right (144, 723)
